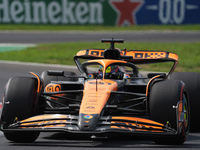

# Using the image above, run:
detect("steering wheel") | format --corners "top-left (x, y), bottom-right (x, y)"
top-left (107, 72), bottom-right (124, 80)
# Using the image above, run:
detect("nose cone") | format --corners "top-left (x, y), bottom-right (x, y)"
top-left (78, 114), bottom-right (99, 131)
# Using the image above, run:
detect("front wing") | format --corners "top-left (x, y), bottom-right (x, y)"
top-left (1, 114), bottom-right (178, 136)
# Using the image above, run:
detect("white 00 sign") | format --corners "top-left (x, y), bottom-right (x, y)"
top-left (159, 0), bottom-right (185, 24)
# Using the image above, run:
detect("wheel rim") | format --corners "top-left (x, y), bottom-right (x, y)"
top-left (183, 94), bottom-right (189, 129)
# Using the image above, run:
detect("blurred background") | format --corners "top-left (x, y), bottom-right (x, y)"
top-left (0, 0), bottom-right (199, 72)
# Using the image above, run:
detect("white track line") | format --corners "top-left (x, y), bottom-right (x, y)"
top-left (0, 60), bottom-right (77, 69)
top-left (0, 43), bottom-right (36, 47)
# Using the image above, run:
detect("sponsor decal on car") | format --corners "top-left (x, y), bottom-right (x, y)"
top-left (83, 115), bottom-right (93, 119)
top-left (86, 106), bottom-right (95, 109)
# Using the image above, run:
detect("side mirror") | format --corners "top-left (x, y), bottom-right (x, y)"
top-left (47, 70), bottom-right (64, 76)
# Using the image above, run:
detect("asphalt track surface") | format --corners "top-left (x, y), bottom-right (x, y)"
top-left (0, 31), bottom-right (199, 149)
top-left (0, 30), bottom-right (200, 43)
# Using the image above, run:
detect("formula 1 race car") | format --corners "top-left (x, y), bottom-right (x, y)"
top-left (0, 39), bottom-right (199, 144)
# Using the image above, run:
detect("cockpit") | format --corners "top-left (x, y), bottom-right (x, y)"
top-left (81, 59), bottom-right (139, 80)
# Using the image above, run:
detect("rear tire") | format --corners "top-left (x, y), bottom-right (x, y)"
top-left (149, 80), bottom-right (189, 145)
top-left (1, 77), bottom-right (40, 142)
top-left (170, 72), bottom-right (200, 132)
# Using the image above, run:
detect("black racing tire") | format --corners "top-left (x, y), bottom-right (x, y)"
top-left (170, 72), bottom-right (200, 132)
top-left (41, 71), bottom-right (77, 87)
top-left (149, 80), bottom-right (190, 145)
top-left (1, 77), bottom-right (40, 142)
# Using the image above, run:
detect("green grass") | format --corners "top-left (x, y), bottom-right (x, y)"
top-left (0, 42), bottom-right (200, 72)
top-left (0, 24), bottom-right (200, 31)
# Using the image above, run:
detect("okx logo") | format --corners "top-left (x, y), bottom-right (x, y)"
top-left (110, 0), bottom-right (144, 26)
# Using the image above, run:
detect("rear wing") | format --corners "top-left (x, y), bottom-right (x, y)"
top-left (75, 49), bottom-right (178, 64)
top-left (74, 39), bottom-right (178, 75)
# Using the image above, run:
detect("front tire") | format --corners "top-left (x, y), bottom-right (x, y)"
top-left (170, 72), bottom-right (200, 132)
top-left (149, 80), bottom-right (190, 145)
top-left (1, 77), bottom-right (40, 142)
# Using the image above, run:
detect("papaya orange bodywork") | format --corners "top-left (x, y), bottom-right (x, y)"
top-left (168, 53), bottom-right (179, 61)
top-left (112, 116), bottom-right (164, 126)
top-left (30, 72), bottom-right (41, 93)
top-left (146, 75), bottom-right (161, 96)
top-left (111, 121), bottom-right (162, 129)
top-left (76, 50), bottom-right (87, 56)
top-left (45, 83), bottom-right (64, 100)
top-left (20, 114), bottom-right (70, 123)
top-left (79, 79), bottom-right (118, 115)
top-left (79, 59), bottom-right (125, 115)
top-left (45, 84), bottom-right (61, 92)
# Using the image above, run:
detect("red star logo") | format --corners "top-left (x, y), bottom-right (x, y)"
top-left (110, 0), bottom-right (143, 26)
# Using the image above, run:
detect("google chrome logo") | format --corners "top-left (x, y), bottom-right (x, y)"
top-left (83, 115), bottom-right (93, 119)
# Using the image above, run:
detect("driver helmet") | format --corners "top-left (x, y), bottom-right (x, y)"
top-left (98, 65), bottom-right (120, 77)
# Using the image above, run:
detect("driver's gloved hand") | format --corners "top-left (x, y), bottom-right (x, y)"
top-left (109, 72), bottom-right (124, 79)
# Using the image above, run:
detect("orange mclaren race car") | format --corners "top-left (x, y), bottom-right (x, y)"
top-left (1, 39), bottom-right (199, 144)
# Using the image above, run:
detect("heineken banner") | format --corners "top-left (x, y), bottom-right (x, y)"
top-left (0, 0), bottom-right (199, 25)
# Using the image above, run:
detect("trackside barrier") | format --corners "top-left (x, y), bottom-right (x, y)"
top-left (0, 0), bottom-right (199, 25)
